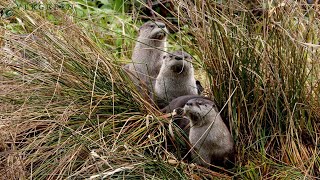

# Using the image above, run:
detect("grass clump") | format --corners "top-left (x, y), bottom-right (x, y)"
top-left (171, 0), bottom-right (320, 178)
top-left (0, 1), bottom-right (163, 178)
top-left (1, 0), bottom-right (320, 179)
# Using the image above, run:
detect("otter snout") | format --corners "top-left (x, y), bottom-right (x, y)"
top-left (184, 102), bottom-right (199, 116)
top-left (156, 23), bottom-right (166, 29)
top-left (148, 22), bottom-right (168, 40)
top-left (185, 101), bottom-right (201, 109)
top-left (151, 31), bottom-right (166, 40)
top-left (170, 64), bottom-right (184, 73)
top-left (175, 56), bottom-right (183, 60)
top-left (169, 56), bottom-right (189, 73)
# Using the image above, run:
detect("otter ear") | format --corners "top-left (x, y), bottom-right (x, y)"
top-left (138, 26), bottom-right (142, 34)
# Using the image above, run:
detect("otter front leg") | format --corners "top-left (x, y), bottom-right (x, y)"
top-left (172, 107), bottom-right (184, 116)
top-left (171, 108), bottom-right (190, 135)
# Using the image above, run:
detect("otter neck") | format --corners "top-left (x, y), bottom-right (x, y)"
top-left (132, 37), bottom-right (167, 74)
top-left (136, 36), bottom-right (167, 48)
top-left (189, 109), bottom-right (215, 128)
top-left (160, 66), bottom-right (195, 84)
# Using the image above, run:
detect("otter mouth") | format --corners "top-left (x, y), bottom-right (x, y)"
top-left (187, 112), bottom-right (203, 125)
top-left (189, 113), bottom-right (200, 121)
top-left (171, 64), bottom-right (184, 73)
top-left (184, 105), bottom-right (204, 126)
top-left (150, 31), bottom-right (166, 40)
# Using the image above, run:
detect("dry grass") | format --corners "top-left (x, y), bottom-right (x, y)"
top-left (170, 0), bottom-right (320, 178)
top-left (0, 0), bottom-right (320, 179)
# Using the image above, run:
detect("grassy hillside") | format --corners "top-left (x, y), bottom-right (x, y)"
top-left (1, 0), bottom-right (319, 179)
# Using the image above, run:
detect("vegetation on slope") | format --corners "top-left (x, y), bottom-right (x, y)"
top-left (0, 0), bottom-right (319, 179)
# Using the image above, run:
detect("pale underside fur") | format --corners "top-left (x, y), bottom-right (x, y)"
top-left (155, 54), bottom-right (198, 104)
top-left (155, 74), bottom-right (198, 101)
top-left (186, 103), bottom-right (234, 167)
top-left (125, 25), bottom-right (167, 90)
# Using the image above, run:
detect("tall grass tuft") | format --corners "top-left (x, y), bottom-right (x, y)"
top-left (0, 0), bottom-right (319, 179)
top-left (0, 0), bottom-right (171, 179)
top-left (171, 0), bottom-right (320, 178)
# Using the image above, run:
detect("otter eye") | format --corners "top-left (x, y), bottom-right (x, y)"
top-left (184, 56), bottom-right (188, 59)
top-left (163, 55), bottom-right (166, 59)
top-left (198, 102), bottom-right (202, 106)
top-left (150, 25), bottom-right (155, 28)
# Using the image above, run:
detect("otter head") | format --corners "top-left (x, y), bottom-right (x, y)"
top-left (139, 21), bottom-right (168, 40)
top-left (162, 51), bottom-right (193, 74)
top-left (183, 98), bottom-right (218, 126)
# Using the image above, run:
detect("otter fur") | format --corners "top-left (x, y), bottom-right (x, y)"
top-left (155, 51), bottom-right (198, 108)
top-left (184, 98), bottom-right (234, 168)
top-left (124, 21), bottom-right (168, 88)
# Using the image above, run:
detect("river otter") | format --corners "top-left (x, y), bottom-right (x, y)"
top-left (184, 98), bottom-right (234, 168)
top-left (154, 51), bottom-right (198, 108)
top-left (161, 95), bottom-right (211, 136)
top-left (124, 21), bottom-right (168, 89)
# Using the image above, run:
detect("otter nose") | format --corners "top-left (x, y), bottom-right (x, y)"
top-left (175, 56), bottom-right (183, 60)
top-left (157, 24), bottom-right (166, 29)
top-left (186, 102), bottom-right (192, 106)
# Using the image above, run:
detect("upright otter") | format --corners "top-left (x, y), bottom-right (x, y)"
top-left (154, 51), bottom-right (198, 108)
top-left (125, 21), bottom-right (168, 88)
top-left (184, 98), bottom-right (234, 168)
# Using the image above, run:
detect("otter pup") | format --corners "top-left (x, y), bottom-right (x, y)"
top-left (125, 21), bottom-right (168, 88)
top-left (155, 51), bottom-right (198, 108)
top-left (184, 98), bottom-right (234, 168)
